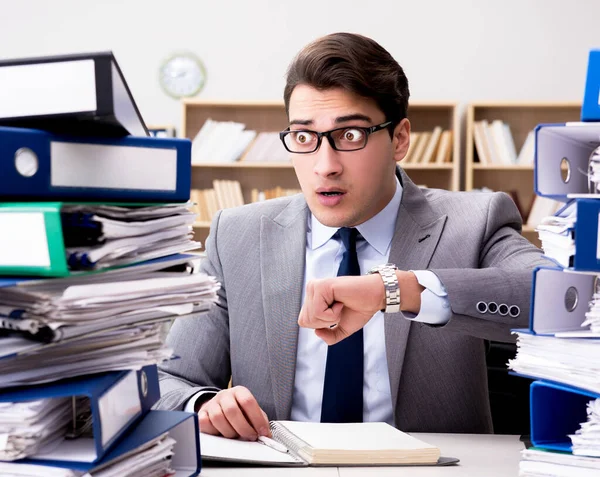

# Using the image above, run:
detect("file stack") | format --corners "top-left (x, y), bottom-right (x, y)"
top-left (507, 118), bottom-right (600, 474)
top-left (0, 52), bottom-right (214, 476)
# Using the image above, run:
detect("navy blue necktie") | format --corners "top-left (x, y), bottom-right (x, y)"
top-left (320, 227), bottom-right (363, 423)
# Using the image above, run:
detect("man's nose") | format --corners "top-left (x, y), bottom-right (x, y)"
top-left (313, 137), bottom-right (342, 178)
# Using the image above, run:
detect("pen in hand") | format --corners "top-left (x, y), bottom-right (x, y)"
top-left (258, 435), bottom-right (289, 454)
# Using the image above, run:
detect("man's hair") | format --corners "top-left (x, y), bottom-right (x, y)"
top-left (283, 32), bottom-right (410, 131)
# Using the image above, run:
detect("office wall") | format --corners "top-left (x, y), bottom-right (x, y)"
top-left (0, 0), bottom-right (598, 129)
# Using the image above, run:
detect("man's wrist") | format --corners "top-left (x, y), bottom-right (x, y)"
top-left (396, 270), bottom-right (424, 314)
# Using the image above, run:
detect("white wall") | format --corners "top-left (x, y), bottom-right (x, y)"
top-left (1, 0), bottom-right (598, 131)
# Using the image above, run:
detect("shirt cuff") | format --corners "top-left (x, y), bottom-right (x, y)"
top-left (405, 270), bottom-right (452, 325)
top-left (183, 390), bottom-right (218, 413)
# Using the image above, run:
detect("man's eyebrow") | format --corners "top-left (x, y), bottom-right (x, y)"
top-left (289, 119), bottom-right (313, 126)
top-left (289, 114), bottom-right (372, 127)
top-left (335, 114), bottom-right (372, 123)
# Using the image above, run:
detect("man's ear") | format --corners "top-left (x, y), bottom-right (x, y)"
top-left (392, 118), bottom-right (411, 163)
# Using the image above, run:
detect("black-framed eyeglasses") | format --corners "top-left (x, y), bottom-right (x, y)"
top-left (279, 121), bottom-right (392, 154)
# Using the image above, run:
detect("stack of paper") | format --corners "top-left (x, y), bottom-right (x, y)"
top-left (0, 434), bottom-right (177, 477)
top-left (0, 50), bottom-right (203, 477)
top-left (508, 333), bottom-right (600, 394)
top-left (570, 399), bottom-right (600, 457)
top-left (536, 201), bottom-right (575, 268)
top-left (583, 294), bottom-right (600, 334)
top-left (589, 146), bottom-right (600, 194)
top-left (520, 447), bottom-right (600, 476)
top-left (0, 398), bottom-right (72, 460)
top-left (0, 268), bottom-right (218, 387)
top-left (61, 203), bottom-right (199, 270)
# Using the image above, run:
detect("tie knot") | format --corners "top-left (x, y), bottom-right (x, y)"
top-left (337, 227), bottom-right (358, 250)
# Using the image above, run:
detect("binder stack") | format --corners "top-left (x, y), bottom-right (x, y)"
top-left (508, 56), bottom-right (600, 475)
top-left (0, 52), bottom-right (213, 476)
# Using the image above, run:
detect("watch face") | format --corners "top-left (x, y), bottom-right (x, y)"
top-left (159, 53), bottom-right (206, 99)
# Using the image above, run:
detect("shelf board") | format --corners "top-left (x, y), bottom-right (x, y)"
top-left (402, 163), bottom-right (454, 170)
top-left (472, 164), bottom-right (533, 171)
top-left (469, 101), bottom-right (581, 108)
top-left (193, 221), bottom-right (212, 228)
top-left (192, 162), bottom-right (454, 170)
top-left (192, 162), bottom-right (292, 169)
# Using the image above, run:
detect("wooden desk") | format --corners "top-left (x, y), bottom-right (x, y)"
top-left (200, 433), bottom-right (523, 476)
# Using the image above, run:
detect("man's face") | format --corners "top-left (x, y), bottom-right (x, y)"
top-left (287, 85), bottom-right (410, 228)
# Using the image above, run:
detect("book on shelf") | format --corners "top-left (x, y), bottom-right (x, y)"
top-left (404, 132), bottom-right (421, 163)
top-left (242, 132), bottom-right (290, 162)
top-left (191, 119), bottom-right (256, 164)
top-left (403, 127), bottom-right (451, 164)
top-left (435, 130), bottom-right (453, 164)
top-left (516, 130), bottom-right (535, 165)
top-left (473, 120), bottom-right (534, 166)
top-left (418, 126), bottom-right (442, 164)
top-left (408, 131), bottom-right (431, 164)
top-left (191, 183), bottom-right (302, 224)
top-left (200, 421), bottom-right (456, 467)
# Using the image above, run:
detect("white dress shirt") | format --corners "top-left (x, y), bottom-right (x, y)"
top-left (186, 178), bottom-right (451, 416)
top-left (290, 177), bottom-right (451, 424)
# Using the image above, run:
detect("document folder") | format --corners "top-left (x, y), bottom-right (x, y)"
top-left (530, 380), bottom-right (599, 453)
top-left (529, 267), bottom-right (597, 335)
top-left (534, 122), bottom-right (600, 200)
top-left (0, 126), bottom-right (191, 202)
top-left (0, 202), bottom-right (197, 277)
top-left (0, 365), bottom-right (159, 464)
top-left (582, 49), bottom-right (600, 122)
top-left (10, 411), bottom-right (200, 476)
top-left (0, 51), bottom-right (148, 137)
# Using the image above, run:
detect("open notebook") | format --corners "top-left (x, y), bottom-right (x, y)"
top-left (200, 421), bottom-right (458, 467)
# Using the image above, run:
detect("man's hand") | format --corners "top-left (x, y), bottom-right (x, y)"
top-left (298, 271), bottom-right (424, 345)
top-left (198, 386), bottom-right (271, 440)
top-left (297, 274), bottom-right (385, 345)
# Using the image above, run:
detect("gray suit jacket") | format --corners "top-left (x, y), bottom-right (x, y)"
top-left (157, 169), bottom-right (550, 433)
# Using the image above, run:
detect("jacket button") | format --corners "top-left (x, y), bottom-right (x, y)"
top-left (509, 305), bottom-right (520, 318)
top-left (498, 304), bottom-right (509, 316)
top-left (487, 302), bottom-right (498, 314)
top-left (476, 301), bottom-right (488, 313)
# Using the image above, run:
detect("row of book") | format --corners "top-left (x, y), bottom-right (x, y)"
top-left (191, 119), bottom-right (289, 164)
top-left (507, 120), bottom-right (600, 475)
top-left (190, 181), bottom-right (301, 223)
top-left (0, 51), bottom-right (215, 475)
top-left (191, 120), bottom-right (455, 166)
top-left (404, 127), bottom-right (453, 164)
top-left (473, 119), bottom-right (534, 165)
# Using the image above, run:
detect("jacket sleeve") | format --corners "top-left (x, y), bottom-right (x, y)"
top-left (430, 192), bottom-right (554, 342)
top-left (154, 210), bottom-right (231, 411)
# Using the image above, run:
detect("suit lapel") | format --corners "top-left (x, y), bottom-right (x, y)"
top-left (260, 197), bottom-right (308, 420)
top-left (386, 169), bottom-right (448, 416)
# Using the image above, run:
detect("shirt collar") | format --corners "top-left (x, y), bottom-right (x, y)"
top-left (309, 176), bottom-right (403, 255)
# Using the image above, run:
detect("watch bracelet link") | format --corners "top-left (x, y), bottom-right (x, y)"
top-left (368, 264), bottom-right (401, 313)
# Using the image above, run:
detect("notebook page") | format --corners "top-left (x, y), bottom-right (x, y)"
top-left (199, 433), bottom-right (304, 465)
top-left (275, 421), bottom-right (437, 451)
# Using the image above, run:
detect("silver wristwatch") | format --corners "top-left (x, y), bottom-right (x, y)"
top-left (367, 263), bottom-right (401, 313)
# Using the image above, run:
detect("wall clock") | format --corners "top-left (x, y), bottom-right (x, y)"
top-left (159, 52), bottom-right (206, 99)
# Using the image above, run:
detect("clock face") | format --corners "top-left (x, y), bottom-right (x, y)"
top-left (159, 53), bottom-right (206, 99)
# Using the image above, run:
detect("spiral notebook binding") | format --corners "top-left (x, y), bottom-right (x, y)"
top-left (270, 422), bottom-right (313, 463)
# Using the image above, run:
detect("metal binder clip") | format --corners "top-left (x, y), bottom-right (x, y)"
top-left (587, 145), bottom-right (600, 194)
top-left (65, 397), bottom-right (93, 440)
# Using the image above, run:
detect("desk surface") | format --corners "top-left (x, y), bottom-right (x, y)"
top-left (200, 433), bottom-right (523, 476)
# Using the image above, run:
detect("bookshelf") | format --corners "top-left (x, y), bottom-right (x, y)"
top-left (182, 100), bottom-right (460, 248)
top-left (465, 102), bottom-right (581, 247)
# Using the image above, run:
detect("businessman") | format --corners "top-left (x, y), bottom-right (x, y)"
top-left (157, 32), bottom-right (550, 440)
